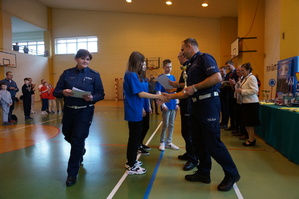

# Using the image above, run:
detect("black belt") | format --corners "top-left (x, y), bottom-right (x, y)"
top-left (192, 91), bottom-right (219, 102)
top-left (66, 104), bottom-right (94, 109)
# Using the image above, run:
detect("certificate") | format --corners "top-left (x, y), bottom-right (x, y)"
top-left (71, 87), bottom-right (91, 98)
top-left (156, 74), bottom-right (174, 90)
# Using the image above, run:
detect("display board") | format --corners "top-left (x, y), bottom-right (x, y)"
top-left (0, 51), bottom-right (17, 68)
top-left (277, 56), bottom-right (299, 97)
top-left (231, 38), bottom-right (239, 59)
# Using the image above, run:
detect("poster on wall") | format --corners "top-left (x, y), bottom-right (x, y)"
top-left (276, 58), bottom-right (292, 98)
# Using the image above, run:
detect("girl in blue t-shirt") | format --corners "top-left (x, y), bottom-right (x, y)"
top-left (123, 51), bottom-right (167, 175)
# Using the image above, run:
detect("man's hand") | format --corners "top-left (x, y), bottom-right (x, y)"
top-left (157, 94), bottom-right (169, 103)
top-left (184, 86), bottom-right (195, 96)
top-left (83, 94), bottom-right (93, 102)
top-left (63, 89), bottom-right (73, 97)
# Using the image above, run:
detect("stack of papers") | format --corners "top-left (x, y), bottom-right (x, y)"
top-left (71, 87), bottom-right (91, 98)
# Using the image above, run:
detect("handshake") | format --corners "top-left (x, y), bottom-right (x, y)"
top-left (156, 94), bottom-right (170, 105)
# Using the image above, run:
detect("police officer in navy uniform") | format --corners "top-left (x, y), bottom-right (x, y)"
top-left (54, 49), bottom-right (105, 186)
top-left (169, 52), bottom-right (197, 171)
top-left (165, 38), bottom-right (240, 191)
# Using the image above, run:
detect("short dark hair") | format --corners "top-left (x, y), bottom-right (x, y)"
top-left (225, 60), bottom-right (234, 65)
top-left (24, 77), bottom-right (29, 81)
top-left (75, 49), bottom-right (92, 60)
top-left (163, 59), bottom-right (171, 67)
top-left (6, 71), bottom-right (12, 76)
top-left (183, 38), bottom-right (198, 47)
top-left (241, 62), bottom-right (253, 72)
top-left (0, 82), bottom-right (6, 87)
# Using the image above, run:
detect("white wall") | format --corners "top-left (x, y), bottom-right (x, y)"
top-left (264, 0), bottom-right (281, 98)
top-left (1, 0), bottom-right (49, 100)
top-left (52, 9), bottom-right (221, 100)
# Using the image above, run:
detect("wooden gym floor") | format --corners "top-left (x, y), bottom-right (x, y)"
top-left (0, 100), bottom-right (298, 199)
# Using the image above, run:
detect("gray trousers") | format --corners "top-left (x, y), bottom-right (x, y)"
top-left (160, 109), bottom-right (177, 144)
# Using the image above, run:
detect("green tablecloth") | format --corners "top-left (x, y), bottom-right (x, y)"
top-left (256, 104), bottom-right (299, 164)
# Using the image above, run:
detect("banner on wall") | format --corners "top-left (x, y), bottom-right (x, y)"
top-left (277, 56), bottom-right (299, 98)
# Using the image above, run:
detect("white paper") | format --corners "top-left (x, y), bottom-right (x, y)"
top-left (71, 87), bottom-right (91, 98)
top-left (156, 74), bottom-right (174, 90)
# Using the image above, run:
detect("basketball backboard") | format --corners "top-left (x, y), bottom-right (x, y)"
top-left (0, 51), bottom-right (17, 68)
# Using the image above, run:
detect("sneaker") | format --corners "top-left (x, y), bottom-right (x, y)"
top-left (141, 144), bottom-right (151, 151)
top-left (2, 122), bottom-right (10, 126)
top-left (9, 120), bottom-right (16, 124)
top-left (125, 160), bottom-right (143, 169)
top-left (126, 165), bottom-right (146, 175)
top-left (166, 143), bottom-right (179, 150)
top-left (138, 148), bottom-right (150, 155)
top-left (159, 143), bottom-right (165, 151)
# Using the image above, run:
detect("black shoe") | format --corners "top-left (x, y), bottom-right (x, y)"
top-left (178, 153), bottom-right (189, 161)
top-left (141, 144), bottom-right (151, 151)
top-left (66, 176), bottom-right (77, 186)
top-left (183, 160), bottom-right (197, 171)
top-left (217, 175), bottom-right (240, 191)
top-left (138, 148), bottom-right (150, 155)
top-left (80, 148), bottom-right (86, 164)
top-left (185, 171), bottom-right (211, 183)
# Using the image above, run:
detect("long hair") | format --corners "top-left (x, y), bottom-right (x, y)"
top-left (127, 51), bottom-right (146, 81)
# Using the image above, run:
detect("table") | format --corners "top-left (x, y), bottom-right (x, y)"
top-left (256, 104), bottom-right (299, 165)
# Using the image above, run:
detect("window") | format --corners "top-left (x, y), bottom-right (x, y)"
top-left (55, 36), bottom-right (98, 55)
top-left (12, 41), bottom-right (45, 56)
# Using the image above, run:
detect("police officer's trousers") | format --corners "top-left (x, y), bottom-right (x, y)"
top-left (62, 106), bottom-right (94, 176)
top-left (190, 96), bottom-right (239, 178)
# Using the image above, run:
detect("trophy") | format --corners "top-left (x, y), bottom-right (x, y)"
top-left (180, 65), bottom-right (188, 88)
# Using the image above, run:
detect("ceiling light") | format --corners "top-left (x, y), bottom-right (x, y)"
top-left (202, 3), bottom-right (208, 7)
top-left (166, 1), bottom-right (172, 5)
top-left (126, 0), bottom-right (132, 3)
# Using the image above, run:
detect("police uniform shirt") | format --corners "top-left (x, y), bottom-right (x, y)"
top-left (187, 51), bottom-right (220, 96)
top-left (123, 71), bottom-right (144, 122)
top-left (54, 66), bottom-right (105, 106)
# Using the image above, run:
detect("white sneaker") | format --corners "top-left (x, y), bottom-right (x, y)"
top-left (159, 143), bottom-right (165, 151)
top-left (166, 143), bottom-right (179, 150)
top-left (125, 160), bottom-right (143, 169)
top-left (126, 165), bottom-right (146, 175)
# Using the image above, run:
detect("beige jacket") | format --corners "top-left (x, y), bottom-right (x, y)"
top-left (240, 73), bottom-right (259, 103)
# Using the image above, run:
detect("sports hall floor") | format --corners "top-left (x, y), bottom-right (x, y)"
top-left (0, 100), bottom-right (299, 199)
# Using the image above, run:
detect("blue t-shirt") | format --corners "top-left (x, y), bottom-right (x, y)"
top-left (141, 80), bottom-right (150, 112)
top-left (155, 74), bottom-right (177, 110)
top-left (123, 71), bottom-right (144, 122)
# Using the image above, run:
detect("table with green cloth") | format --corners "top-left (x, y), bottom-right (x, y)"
top-left (256, 104), bottom-right (299, 164)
